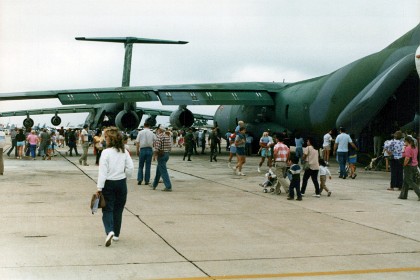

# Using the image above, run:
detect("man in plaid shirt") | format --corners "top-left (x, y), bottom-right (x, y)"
top-left (273, 134), bottom-right (290, 195)
top-left (152, 125), bottom-right (173, 191)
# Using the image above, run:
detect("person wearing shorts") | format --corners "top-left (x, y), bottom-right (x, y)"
top-left (322, 130), bottom-right (333, 165)
top-left (258, 131), bottom-right (273, 173)
top-left (235, 127), bottom-right (247, 176)
top-left (16, 129), bottom-right (26, 159)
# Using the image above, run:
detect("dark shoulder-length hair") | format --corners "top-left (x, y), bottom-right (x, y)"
top-left (104, 127), bottom-right (125, 152)
top-left (405, 136), bottom-right (416, 148)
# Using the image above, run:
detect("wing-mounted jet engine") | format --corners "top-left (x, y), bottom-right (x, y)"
top-left (23, 115), bottom-right (34, 129)
top-left (51, 112), bottom-right (62, 126)
top-left (169, 105), bottom-right (194, 128)
top-left (115, 110), bottom-right (143, 131)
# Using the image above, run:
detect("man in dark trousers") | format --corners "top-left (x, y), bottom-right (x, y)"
top-left (7, 127), bottom-right (18, 158)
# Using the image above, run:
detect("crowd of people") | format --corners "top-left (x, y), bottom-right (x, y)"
top-left (220, 122), bottom-right (419, 204)
top-left (2, 120), bottom-right (419, 247)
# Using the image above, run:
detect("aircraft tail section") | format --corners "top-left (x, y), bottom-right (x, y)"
top-left (75, 37), bottom-right (188, 45)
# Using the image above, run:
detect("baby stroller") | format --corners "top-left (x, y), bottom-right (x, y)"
top-left (364, 155), bottom-right (386, 171)
top-left (259, 170), bottom-right (278, 193)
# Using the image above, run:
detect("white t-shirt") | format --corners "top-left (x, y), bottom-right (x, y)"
top-left (323, 133), bottom-right (332, 147)
top-left (81, 129), bottom-right (89, 143)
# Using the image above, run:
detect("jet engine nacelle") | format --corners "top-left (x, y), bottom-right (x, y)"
top-left (115, 110), bottom-right (140, 131)
top-left (51, 116), bottom-right (62, 126)
top-left (169, 107), bottom-right (194, 129)
top-left (23, 117), bottom-right (34, 129)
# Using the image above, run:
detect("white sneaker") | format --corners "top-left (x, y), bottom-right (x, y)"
top-left (105, 231), bottom-right (114, 247)
top-left (112, 236), bottom-right (119, 241)
top-left (257, 167), bottom-right (261, 173)
top-left (239, 172), bottom-right (246, 176)
top-left (312, 194), bottom-right (320, 198)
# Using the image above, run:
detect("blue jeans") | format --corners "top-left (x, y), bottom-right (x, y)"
top-left (295, 147), bottom-right (303, 163)
top-left (101, 179), bottom-right (127, 237)
top-left (337, 152), bottom-right (348, 177)
top-left (137, 147), bottom-right (153, 183)
top-left (153, 152), bottom-right (172, 190)
top-left (29, 144), bottom-right (37, 158)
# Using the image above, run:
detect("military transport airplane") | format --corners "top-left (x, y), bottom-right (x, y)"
top-left (1, 24), bottom-right (419, 145)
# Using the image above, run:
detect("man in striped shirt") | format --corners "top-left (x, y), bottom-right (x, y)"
top-left (152, 125), bottom-right (172, 191)
top-left (273, 134), bottom-right (290, 195)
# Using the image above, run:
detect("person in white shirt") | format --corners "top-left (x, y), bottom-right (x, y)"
top-left (96, 127), bottom-right (134, 247)
top-left (79, 124), bottom-right (90, 166)
top-left (319, 159), bottom-right (332, 196)
top-left (322, 130), bottom-right (333, 165)
top-left (135, 122), bottom-right (156, 185)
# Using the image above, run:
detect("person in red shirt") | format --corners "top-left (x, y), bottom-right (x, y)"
top-left (398, 136), bottom-right (419, 200)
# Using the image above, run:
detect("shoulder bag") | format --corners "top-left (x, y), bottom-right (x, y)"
top-left (90, 192), bottom-right (106, 214)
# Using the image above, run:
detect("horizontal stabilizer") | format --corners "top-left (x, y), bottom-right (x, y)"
top-left (75, 37), bottom-right (188, 45)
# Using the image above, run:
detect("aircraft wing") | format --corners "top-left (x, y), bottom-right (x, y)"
top-left (0, 82), bottom-right (277, 106)
top-left (0, 105), bottom-right (95, 117)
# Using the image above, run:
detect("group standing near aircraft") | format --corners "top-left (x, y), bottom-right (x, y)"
top-left (1, 24), bottom-right (419, 150)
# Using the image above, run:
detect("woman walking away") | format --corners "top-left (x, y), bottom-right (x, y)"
top-left (16, 128), bottom-right (26, 159)
top-left (398, 136), bottom-right (419, 200)
top-left (96, 127), bottom-right (134, 247)
top-left (26, 130), bottom-right (39, 160)
top-left (301, 137), bottom-right (321, 197)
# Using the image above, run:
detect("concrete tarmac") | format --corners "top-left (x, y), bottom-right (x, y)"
top-left (1, 141), bottom-right (420, 280)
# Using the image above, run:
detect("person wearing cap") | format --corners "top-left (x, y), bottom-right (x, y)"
top-left (135, 121), bottom-right (156, 185)
top-left (152, 125), bottom-right (173, 191)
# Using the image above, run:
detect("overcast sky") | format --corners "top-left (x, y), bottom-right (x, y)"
top-left (0, 0), bottom-right (419, 127)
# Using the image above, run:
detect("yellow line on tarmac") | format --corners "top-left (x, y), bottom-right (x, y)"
top-left (155, 267), bottom-right (420, 280)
